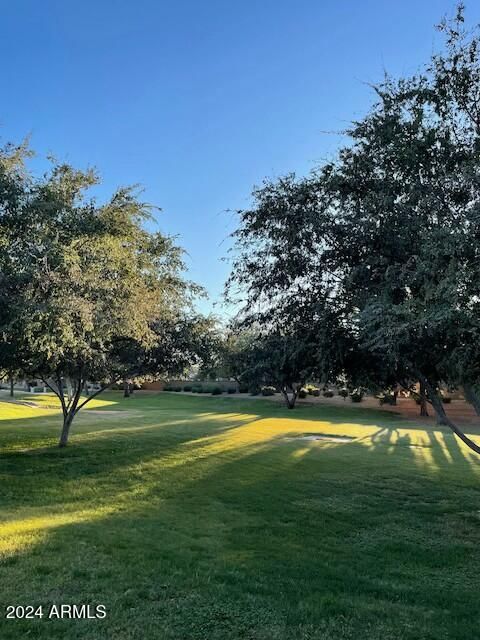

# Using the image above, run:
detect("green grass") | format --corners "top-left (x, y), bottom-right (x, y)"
top-left (0, 391), bottom-right (479, 639)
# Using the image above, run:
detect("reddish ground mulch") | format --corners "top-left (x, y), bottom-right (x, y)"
top-left (296, 395), bottom-right (480, 429)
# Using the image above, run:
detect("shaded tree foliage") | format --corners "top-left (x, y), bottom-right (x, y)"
top-left (0, 145), bottom-right (206, 446)
top-left (227, 5), bottom-right (480, 454)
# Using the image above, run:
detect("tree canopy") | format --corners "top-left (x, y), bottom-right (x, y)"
top-left (226, 5), bottom-right (480, 453)
top-left (0, 144), bottom-right (209, 446)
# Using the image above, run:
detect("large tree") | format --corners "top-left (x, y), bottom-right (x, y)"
top-left (0, 141), bottom-right (34, 395)
top-left (320, 5), bottom-right (480, 452)
top-left (0, 149), bottom-right (201, 446)
top-left (225, 166), bottom-right (348, 408)
top-left (226, 5), bottom-right (480, 454)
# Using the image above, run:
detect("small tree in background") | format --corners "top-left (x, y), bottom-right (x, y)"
top-left (232, 332), bottom-right (314, 408)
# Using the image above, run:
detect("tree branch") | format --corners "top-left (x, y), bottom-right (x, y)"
top-left (69, 376), bottom-right (85, 416)
top-left (41, 377), bottom-right (67, 416)
top-left (56, 376), bottom-right (68, 416)
top-left (417, 372), bottom-right (480, 455)
top-left (74, 380), bottom-right (118, 413)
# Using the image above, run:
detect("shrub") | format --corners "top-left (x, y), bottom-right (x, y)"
top-left (227, 387), bottom-right (237, 394)
top-left (350, 392), bottom-right (363, 403)
top-left (261, 386), bottom-right (276, 396)
top-left (211, 386), bottom-right (223, 395)
top-left (379, 393), bottom-right (396, 406)
top-left (305, 385), bottom-right (320, 396)
top-left (323, 390), bottom-right (334, 398)
top-left (298, 388), bottom-right (308, 399)
top-left (173, 386), bottom-right (182, 392)
top-left (442, 396), bottom-right (452, 404)
top-left (183, 384), bottom-right (192, 392)
top-left (338, 388), bottom-right (348, 399)
top-left (239, 384), bottom-right (249, 393)
top-left (163, 384), bottom-right (172, 391)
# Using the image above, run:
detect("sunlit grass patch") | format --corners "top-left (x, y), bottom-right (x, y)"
top-left (0, 392), bottom-right (479, 639)
top-left (0, 391), bottom-right (119, 421)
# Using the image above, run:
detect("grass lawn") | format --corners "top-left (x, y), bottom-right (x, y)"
top-left (0, 391), bottom-right (479, 639)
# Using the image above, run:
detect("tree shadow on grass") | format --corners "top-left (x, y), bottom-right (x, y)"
top-left (0, 423), bottom-right (479, 640)
top-left (1, 394), bottom-right (478, 522)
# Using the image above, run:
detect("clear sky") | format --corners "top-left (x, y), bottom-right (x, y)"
top-left (2, 1), bottom-right (479, 316)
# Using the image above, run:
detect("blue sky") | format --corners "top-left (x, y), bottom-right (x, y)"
top-left (2, 1), bottom-right (479, 316)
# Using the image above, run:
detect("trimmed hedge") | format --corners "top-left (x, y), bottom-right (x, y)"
top-left (164, 382), bottom-right (240, 395)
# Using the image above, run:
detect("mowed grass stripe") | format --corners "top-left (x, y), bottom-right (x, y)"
top-left (0, 392), bottom-right (479, 639)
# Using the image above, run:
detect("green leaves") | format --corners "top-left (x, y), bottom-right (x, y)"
top-left (0, 145), bottom-right (200, 388)
top-left (226, 5), bottom-right (480, 430)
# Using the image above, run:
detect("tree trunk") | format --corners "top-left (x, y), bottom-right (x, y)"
top-left (59, 412), bottom-right (74, 448)
top-left (9, 377), bottom-right (14, 398)
top-left (123, 379), bottom-right (130, 398)
top-left (392, 390), bottom-right (398, 406)
top-left (418, 373), bottom-right (480, 455)
top-left (282, 387), bottom-right (297, 409)
top-left (57, 374), bottom-right (85, 447)
top-left (463, 383), bottom-right (480, 416)
top-left (45, 374), bottom-right (117, 448)
top-left (419, 381), bottom-right (429, 417)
